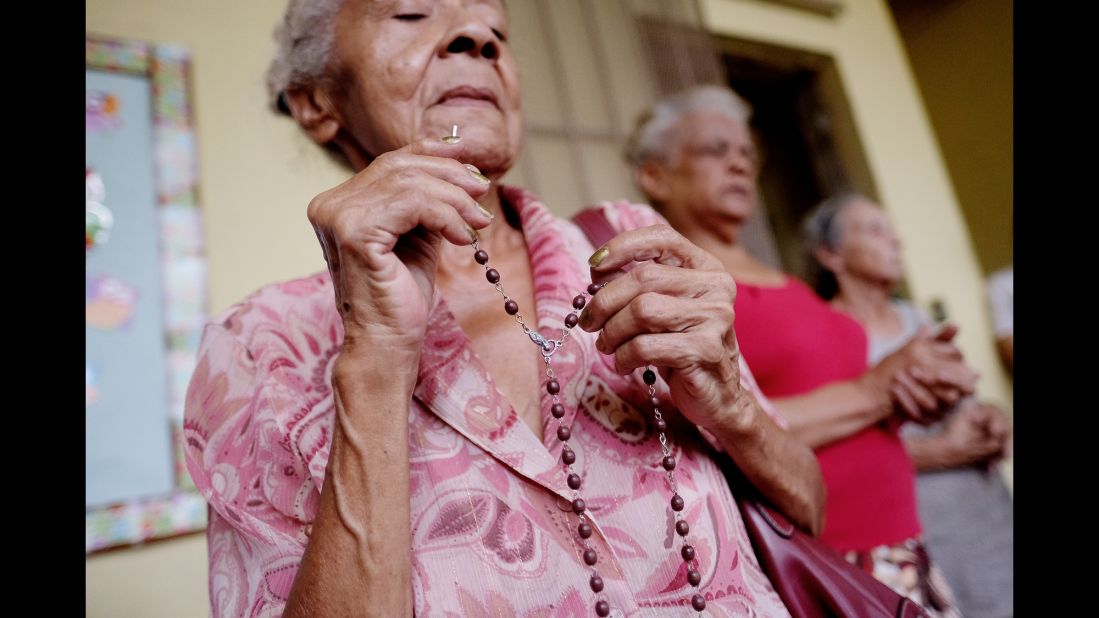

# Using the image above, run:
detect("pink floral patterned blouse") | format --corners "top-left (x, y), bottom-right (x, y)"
top-left (183, 186), bottom-right (792, 617)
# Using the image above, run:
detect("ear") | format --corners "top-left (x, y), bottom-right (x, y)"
top-left (284, 85), bottom-right (342, 147)
top-left (814, 245), bottom-right (845, 275)
top-left (636, 160), bottom-right (673, 205)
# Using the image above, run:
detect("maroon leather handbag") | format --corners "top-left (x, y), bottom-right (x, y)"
top-left (571, 207), bottom-right (928, 618)
top-left (724, 465), bottom-right (928, 618)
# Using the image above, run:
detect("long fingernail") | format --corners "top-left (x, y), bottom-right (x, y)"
top-left (466, 225), bottom-right (479, 243)
top-left (478, 204), bottom-right (494, 219)
top-left (588, 246), bottom-right (609, 268)
top-left (465, 163), bottom-right (491, 185)
top-left (442, 124), bottom-right (461, 144)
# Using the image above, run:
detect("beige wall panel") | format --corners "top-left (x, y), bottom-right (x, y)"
top-left (526, 135), bottom-right (587, 216)
top-left (509, 0), bottom-right (567, 127)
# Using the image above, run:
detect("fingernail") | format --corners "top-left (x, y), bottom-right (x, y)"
top-left (579, 308), bottom-right (593, 330)
top-left (466, 225), bottom-right (479, 243)
top-left (442, 124), bottom-right (461, 144)
top-left (588, 246), bottom-right (609, 268)
top-left (465, 163), bottom-right (491, 185)
top-left (478, 204), bottom-right (495, 219)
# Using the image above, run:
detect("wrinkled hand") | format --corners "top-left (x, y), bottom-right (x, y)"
top-left (877, 324), bottom-right (979, 424)
top-left (307, 136), bottom-right (493, 352)
top-left (580, 225), bottom-right (742, 430)
top-left (941, 400), bottom-right (1009, 467)
top-left (977, 401), bottom-right (1013, 463)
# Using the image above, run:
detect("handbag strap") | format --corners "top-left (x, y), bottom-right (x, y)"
top-left (571, 207), bottom-right (619, 251)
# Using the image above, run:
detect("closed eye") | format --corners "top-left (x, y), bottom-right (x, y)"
top-left (395, 14), bottom-right (426, 21)
top-left (491, 27), bottom-right (507, 42)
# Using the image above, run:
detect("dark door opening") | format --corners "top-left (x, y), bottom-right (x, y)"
top-left (716, 37), bottom-right (878, 281)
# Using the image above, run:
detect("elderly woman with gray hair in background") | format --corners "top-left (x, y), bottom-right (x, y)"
top-left (626, 84), bottom-right (973, 616)
top-left (805, 193), bottom-right (1013, 618)
top-left (182, 2), bottom-right (828, 616)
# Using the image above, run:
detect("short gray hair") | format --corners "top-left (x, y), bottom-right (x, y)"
top-left (266, 0), bottom-right (343, 115)
top-left (802, 192), bottom-right (870, 299)
top-left (624, 85), bottom-right (753, 169)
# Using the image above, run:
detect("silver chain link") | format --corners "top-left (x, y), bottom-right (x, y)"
top-left (472, 237), bottom-right (702, 615)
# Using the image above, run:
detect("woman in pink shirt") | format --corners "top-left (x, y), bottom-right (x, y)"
top-left (624, 85), bottom-right (974, 616)
top-left (184, 2), bottom-right (825, 616)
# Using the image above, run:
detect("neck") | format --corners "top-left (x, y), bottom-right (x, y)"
top-left (437, 186), bottom-right (524, 282)
top-left (830, 275), bottom-right (895, 331)
top-left (664, 208), bottom-right (747, 266)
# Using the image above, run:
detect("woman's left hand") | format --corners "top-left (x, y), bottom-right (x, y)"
top-left (580, 224), bottom-right (741, 430)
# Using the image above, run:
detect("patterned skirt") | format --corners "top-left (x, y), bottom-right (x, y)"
top-left (844, 536), bottom-right (963, 618)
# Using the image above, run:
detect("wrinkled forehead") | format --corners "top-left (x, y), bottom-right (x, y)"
top-left (358, 0), bottom-right (507, 16)
top-left (841, 199), bottom-right (891, 233)
top-left (679, 109), bottom-right (750, 141)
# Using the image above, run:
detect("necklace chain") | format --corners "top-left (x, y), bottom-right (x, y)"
top-left (470, 236), bottom-right (707, 615)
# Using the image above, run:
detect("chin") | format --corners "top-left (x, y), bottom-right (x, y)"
top-left (427, 106), bottom-right (507, 132)
top-left (879, 271), bottom-right (904, 287)
top-left (464, 135), bottom-right (520, 175)
top-left (714, 199), bottom-right (755, 223)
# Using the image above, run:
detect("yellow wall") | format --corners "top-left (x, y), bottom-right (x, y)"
top-left (87, 1), bottom-right (310, 613)
top-left (699, 0), bottom-right (1012, 416)
top-left (890, 0), bottom-right (1013, 275)
top-left (86, 535), bottom-right (209, 618)
top-left (88, 0), bottom-right (348, 317)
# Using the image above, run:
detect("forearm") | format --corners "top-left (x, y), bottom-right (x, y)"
top-left (903, 433), bottom-right (966, 472)
top-left (705, 390), bottom-right (826, 536)
top-left (283, 351), bottom-right (418, 617)
top-left (772, 377), bottom-right (892, 449)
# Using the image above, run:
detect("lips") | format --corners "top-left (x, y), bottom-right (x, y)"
top-left (724, 184), bottom-right (752, 197)
top-left (435, 85), bottom-right (500, 109)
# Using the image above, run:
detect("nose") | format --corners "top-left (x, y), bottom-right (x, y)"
top-left (442, 15), bottom-right (500, 60)
top-left (727, 144), bottom-right (757, 177)
top-left (729, 155), bottom-right (751, 175)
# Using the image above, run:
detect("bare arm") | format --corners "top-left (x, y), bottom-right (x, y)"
top-left (280, 134), bottom-right (494, 616)
top-left (284, 352), bottom-right (417, 617)
top-left (903, 401), bottom-right (1006, 472)
top-left (706, 386), bottom-right (826, 535)
top-left (904, 434), bottom-right (973, 472)
top-left (771, 376), bottom-right (892, 449)
top-left (775, 329), bottom-right (979, 449)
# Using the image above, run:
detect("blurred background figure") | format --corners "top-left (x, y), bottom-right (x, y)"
top-left (986, 265), bottom-right (1013, 373)
top-left (626, 85), bottom-right (974, 617)
top-left (806, 193), bottom-right (1013, 618)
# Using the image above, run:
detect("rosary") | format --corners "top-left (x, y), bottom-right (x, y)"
top-left (460, 126), bottom-right (706, 616)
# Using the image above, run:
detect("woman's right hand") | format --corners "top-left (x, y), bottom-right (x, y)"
top-left (870, 324), bottom-right (979, 424)
top-left (307, 135), bottom-right (494, 356)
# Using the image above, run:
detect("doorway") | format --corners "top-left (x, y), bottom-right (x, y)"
top-left (716, 37), bottom-right (878, 281)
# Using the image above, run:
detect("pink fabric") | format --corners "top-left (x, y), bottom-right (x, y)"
top-left (731, 278), bottom-right (921, 552)
top-left (184, 187), bottom-right (791, 617)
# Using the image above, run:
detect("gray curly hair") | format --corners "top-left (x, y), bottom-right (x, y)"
top-left (802, 192), bottom-right (871, 300)
top-left (265, 0), bottom-right (343, 115)
top-left (624, 85), bottom-right (753, 170)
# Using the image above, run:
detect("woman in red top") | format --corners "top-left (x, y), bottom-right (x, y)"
top-left (624, 85), bottom-right (976, 617)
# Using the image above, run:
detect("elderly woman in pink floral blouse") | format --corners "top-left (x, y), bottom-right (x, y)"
top-left (183, 1), bottom-right (825, 616)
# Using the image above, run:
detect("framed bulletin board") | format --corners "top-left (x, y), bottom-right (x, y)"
top-left (86, 34), bottom-right (208, 553)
